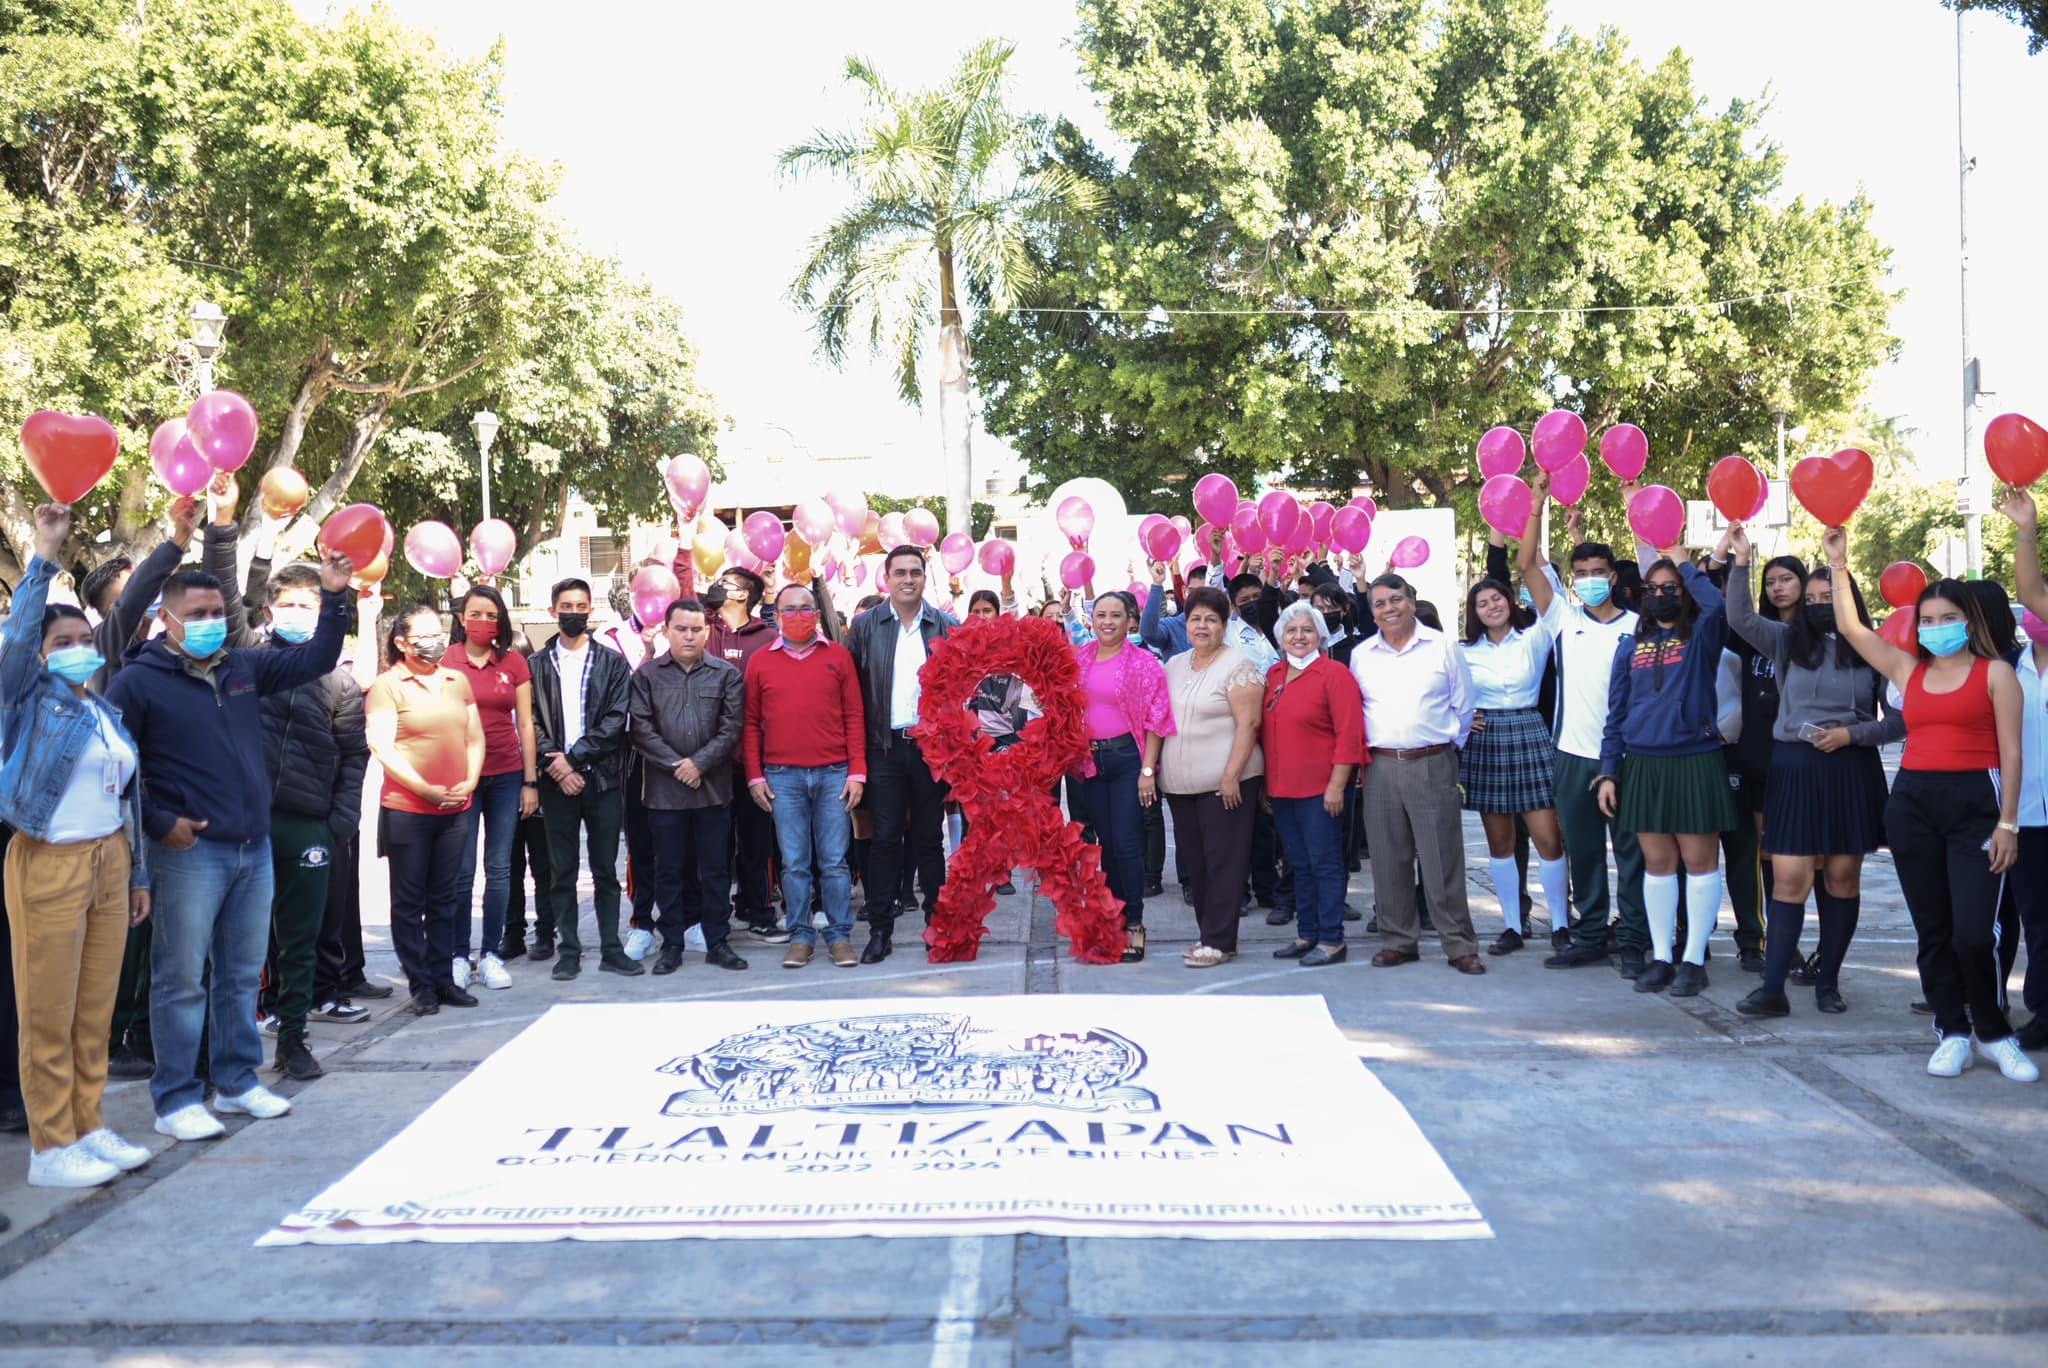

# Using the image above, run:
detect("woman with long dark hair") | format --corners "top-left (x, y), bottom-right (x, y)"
top-left (365, 605), bottom-right (486, 1016)
top-left (1721, 549), bottom-right (1807, 970)
top-left (1456, 575), bottom-right (1567, 955)
top-left (1725, 529), bottom-right (1897, 1018)
top-left (1823, 527), bottom-right (2033, 1082)
top-left (445, 585), bottom-right (537, 989)
top-left (1073, 591), bottom-right (1175, 961)
top-left (1596, 550), bottom-right (1735, 997)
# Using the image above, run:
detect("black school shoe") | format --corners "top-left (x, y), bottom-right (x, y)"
top-left (275, 1040), bottom-right (324, 1080)
top-left (1489, 929), bottom-right (1524, 956)
top-left (1667, 962), bottom-right (1708, 997)
top-left (1614, 948), bottom-right (1647, 980)
top-left (1633, 960), bottom-right (1676, 994)
top-left (1737, 987), bottom-right (1791, 1017)
top-left (410, 989), bottom-right (440, 1016)
top-left (1544, 944), bottom-right (1610, 969)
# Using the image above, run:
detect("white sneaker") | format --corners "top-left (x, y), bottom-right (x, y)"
top-left (259, 1013), bottom-right (279, 1038)
top-left (215, 1085), bottom-right (291, 1119)
top-left (76, 1128), bottom-right (151, 1172)
top-left (27, 1144), bottom-right (120, 1189)
top-left (478, 952), bottom-right (512, 990)
top-left (1975, 1035), bottom-right (2042, 1082)
top-left (1927, 1035), bottom-right (1974, 1077)
top-left (451, 956), bottom-right (472, 990)
top-left (623, 927), bottom-right (656, 961)
top-left (154, 1103), bottom-right (226, 1142)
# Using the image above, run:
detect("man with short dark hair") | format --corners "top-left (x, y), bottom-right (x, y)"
top-left (844, 546), bottom-right (954, 963)
top-left (106, 541), bottom-right (356, 1142)
top-left (706, 565), bottom-right (782, 941)
top-left (530, 577), bottom-right (636, 979)
top-left (630, 599), bottom-right (747, 974)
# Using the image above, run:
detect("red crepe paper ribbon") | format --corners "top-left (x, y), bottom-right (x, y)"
top-left (913, 615), bottom-right (1126, 964)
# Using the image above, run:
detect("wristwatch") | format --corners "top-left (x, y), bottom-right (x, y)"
top-left (1140, 766), bottom-right (1156, 778)
top-left (1998, 821), bottom-right (2021, 835)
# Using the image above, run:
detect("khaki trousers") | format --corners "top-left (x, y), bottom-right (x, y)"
top-left (1363, 747), bottom-right (1478, 960)
top-left (5, 831), bottom-right (129, 1151)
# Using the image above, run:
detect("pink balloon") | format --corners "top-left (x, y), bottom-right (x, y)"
top-left (741, 511), bottom-right (786, 564)
top-left (978, 539), bottom-right (1016, 577)
top-left (1220, 550), bottom-right (1243, 579)
top-left (850, 559), bottom-right (870, 588)
top-left (1285, 517), bottom-right (1314, 555)
top-left (1347, 495), bottom-right (1378, 520)
top-left (403, 521), bottom-right (463, 579)
top-left (187, 390), bottom-right (260, 472)
top-left (1532, 410), bottom-right (1588, 473)
top-left (1389, 535), bottom-right (1430, 570)
top-left (1059, 550), bottom-right (1096, 590)
top-left (1627, 485), bottom-right (1685, 550)
top-left (1135, 513), bottom-right (1168, 552)
top-left (1056, 496), bottom-right (1095, 547)
top-left (903, 507), bottom-right (941, 548)
top-left (1330, 505), bottom-right (1372, 554)
top-left (630, 565), bottom-right (682, 626)
top-left (149, 418), bottom-right (212, 496)
top-left (469, 519), bottom-right (517, 576)
top-left (793, 497), bottom-right (835, 547)
top-left (1170, 515), bottom-right (1193, 537)
top-left (1478, 474), bottom-right (1535, 539)
top-left (878, 512), bottom-right (907, 548)
top-left (1197, 523), bottom-right (1223, 562)
top-left (723, 529), bottom-right (761, 573)
top-left (1192, 473), bottom-right (1239, 527)
top-left (825, 487), bottom-right (869, 539)
top-left (1229, 505), bottom-right (1268, 554)
top-left (939, 532), bottom-right (975, 575)
top-left (1144, 520), bottom-right (1183, 562)
top-left (665, 454), bottom-right (712, 516)
top-left (1308, 501), bottom-right (1336, 545)
top-left (1548, 453), bottom-right (1592, 506)
top-left (1476, 426), bottom-right (1525, 480)
top-left (1257, 490), bottom-right (1300, 544)
top-left (1599, 423), bottom-right (1649, 481)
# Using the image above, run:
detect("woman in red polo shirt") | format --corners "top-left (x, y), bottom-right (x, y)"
top-left (446, 586), bottom-right (537, 989)
top-left (1261, 601), bottom-right (1366, 966)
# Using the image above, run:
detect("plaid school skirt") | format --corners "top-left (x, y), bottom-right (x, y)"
top-left (1458, 706), bottom-right (1556, 813)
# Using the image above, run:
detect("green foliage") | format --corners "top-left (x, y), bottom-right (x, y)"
top-left (863, 491), bottom-right (996, 541)
top-left (1950, 0), bottom-right (2048, 53)
top-left (973, 0), bottom-right (1899, 537)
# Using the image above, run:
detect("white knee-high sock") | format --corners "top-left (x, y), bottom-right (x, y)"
top-left (1489, 856), bottom-right (1523, 933)
top-left (1683, 870), bottom-right (1724, 965)
top-left (1536, 856), bottom-right (1571, 933)
top-left (1644, 873), bottom-right (1679, 963)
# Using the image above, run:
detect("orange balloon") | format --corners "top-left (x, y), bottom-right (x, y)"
top-left (783, 530), bottom-right (813, 579)
top-left (351, 549), bottom-right (390, 587)
top-left (258, 466), bottom-right (311, 519)
top-left (859, 513), bottom-right (883, 556)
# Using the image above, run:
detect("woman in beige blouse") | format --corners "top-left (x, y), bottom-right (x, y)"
top-left (1160, 586), bottom-right (1267, 966)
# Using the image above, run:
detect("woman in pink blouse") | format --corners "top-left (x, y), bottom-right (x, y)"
top-left (1073, 592), bottom-right (1176, 961)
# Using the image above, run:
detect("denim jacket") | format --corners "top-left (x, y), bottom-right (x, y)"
top-left (0, 557), bottom-right (150, 888)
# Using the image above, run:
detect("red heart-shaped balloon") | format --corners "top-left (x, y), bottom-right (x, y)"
top-left (1789, 448), bottom-right (1874, 529)
top-left (1985, 413), bottom-right (2048, 488)
top-left (20, 411), bottom-right (120, 504)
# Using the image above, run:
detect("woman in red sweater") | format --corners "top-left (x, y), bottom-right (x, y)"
top-left (1824, 527), bottom-right (2033, 1083)
top-left (1261, 601), bottom-right (1366, 966)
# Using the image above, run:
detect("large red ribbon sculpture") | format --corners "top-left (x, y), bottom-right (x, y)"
top-left (913, 615), bottom-right (1126, 964)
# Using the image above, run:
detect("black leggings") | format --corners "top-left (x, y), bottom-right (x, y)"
top-left (1884, 770), bottom-right (2013, 1043)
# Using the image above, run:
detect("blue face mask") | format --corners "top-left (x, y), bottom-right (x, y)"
top-left (175, 616), bottom-right (228, 659)
top-left (269, 607), bottom-right (318, 644)
top-left (1918, 622), bottom-right (1971, 658)
top-left (46, 644), bottom-right (106, 684)
top-left (1573, 577), bottom-right (1612, 608)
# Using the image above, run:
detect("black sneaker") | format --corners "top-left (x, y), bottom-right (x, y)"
top-left (551, 955), bottom-right (581, 981)
top-left (1738, 949), bottom-right (1765, 974)
top-left (1489, 928), bottom-right (1524, 956)
top-left (1343, 904), bottom-right (1362, 921)
top-left (1909, 999), bottom-right (1934, 1016)
top-left (1615, 948), bottom-right (1647, 980)
top-left (1551, 927), bottom-right (1573, 953)
top-left (1667, 962), bottom-right (1708, 997)
top-left (1145, 879), bottom-right (1165, 898)
top-left (341, 977), bottom-right (396, 1001)
top-left (436, 985), bottom-right (479, 1007)
top-left (1737, 987), bottom-right (1791, 1017)
top-left (746, 919), bottom-right (792, 945)
top-left (599, 950), bottom-right (646, 977)
top-left (275, 1040), bottom-right (324, 1080)
top-left (1264, 908), bottom-right (1292, 925)
top-left (0, 1096), bottom-right (26, 1134)
top-left (107, 1044), bottom-right (154, 1080)
top-left (1814, 984), bottom-right (1847, 1014)
top-left (313, 999), bottom-right (369, 1024)
top-left (410, 989), bottom-right (440, 1016)
top-left (1180, 885), bottom-right (1195, 906)
top-left (1544, 943), bottom-right (1610, 969)
top-left (1633, 960), bottom-right (1676, 993)
top-left (529, 935), bottom-right (556, 964)
top-left (2014, 1015), bottom-right (2048, 1050)
top-left (497, 933), bottom-right (527, 962)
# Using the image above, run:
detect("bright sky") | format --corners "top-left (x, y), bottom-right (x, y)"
top-left (303, 0), bottom-right (2047, 491)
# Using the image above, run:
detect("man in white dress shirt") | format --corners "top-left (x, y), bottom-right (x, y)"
top-left (1351, 573), bottom-right (1484, 972)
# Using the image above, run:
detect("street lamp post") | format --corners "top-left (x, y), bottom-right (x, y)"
top-left (470, 410), bottom-right (500, 523)
top-left (190, 300), bottom-right (225, 395)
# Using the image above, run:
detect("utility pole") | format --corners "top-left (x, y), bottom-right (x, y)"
top-left (1958, 10), bottom-right (1984, 578)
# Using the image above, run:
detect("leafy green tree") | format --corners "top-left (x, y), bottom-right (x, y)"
top-left (780, 39), bottom-right (1101, 538)
top-left (975, 0), bottom-right (1898, 538)
top-left (1949, 0), bottom-right (2048, 53)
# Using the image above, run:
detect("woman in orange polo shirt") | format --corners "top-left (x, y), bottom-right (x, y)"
top-left (365, 604), bottom-right (485, 1016)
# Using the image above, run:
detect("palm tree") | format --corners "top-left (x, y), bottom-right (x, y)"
top-left (780, 39), bottom-right (1100, 535)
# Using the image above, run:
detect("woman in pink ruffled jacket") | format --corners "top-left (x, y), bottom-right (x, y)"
top-left (1072, 591), bottom-right (1176, 961)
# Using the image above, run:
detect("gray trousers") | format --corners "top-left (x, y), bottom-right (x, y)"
top-left (1364, 747), bottom-right (1477, 960)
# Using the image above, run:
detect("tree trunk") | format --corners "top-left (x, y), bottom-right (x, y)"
top-left (266, 362), bottom-right (335, 473)
top-left (278, 395), bottom-right (395, 559)
top-left (936, 248), bottom-right (974, 538)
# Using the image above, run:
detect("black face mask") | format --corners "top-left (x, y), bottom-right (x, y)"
top-left (1804, 604), bottom-right (1835, 632)
top-left (555, 612), bottom-right (589, 639)
top-left (702, 584), bottom-right (729, 611)
top-left (1321, 611), bottom-right (1344, 634)
top-left (1646, 595), bottom-right (1683, 624)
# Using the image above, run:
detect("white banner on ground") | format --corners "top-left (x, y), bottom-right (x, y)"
top-left (260, 996), bottom-right (1490, 1244)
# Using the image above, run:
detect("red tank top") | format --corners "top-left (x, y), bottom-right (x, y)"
top-left (1901, 657), bottom-right (2000, 772)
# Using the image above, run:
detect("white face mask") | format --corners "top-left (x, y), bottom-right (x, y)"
top-left (1285, 649), bottom-right (1320, 669)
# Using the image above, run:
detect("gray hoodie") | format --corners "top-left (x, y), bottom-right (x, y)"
top-left (1727, 572), bottom-right (1905, 747)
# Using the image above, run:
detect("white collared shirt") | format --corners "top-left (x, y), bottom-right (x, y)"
top-left (1457, 620), bottom-right (1557, 710)
top-left (1541, 566), bottom-right (1640, 759)
top-left (889, 610), bottom-right (927, 729)
top-left (557, 638), bottom-right (591, 749)
top-left (1225, 615), bottom-right (1278, 672)
top-left (1350, 621), bottom-right (1474, 748)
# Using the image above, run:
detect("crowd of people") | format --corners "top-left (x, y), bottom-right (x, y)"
top-left (3, 469), bottom-right (2046, 1210)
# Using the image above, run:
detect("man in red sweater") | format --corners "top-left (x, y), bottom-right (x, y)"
top-left (744, 585), bottom-right (866, 968)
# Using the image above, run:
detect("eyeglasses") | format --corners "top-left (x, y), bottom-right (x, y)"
top-left (1643, 586), bottom-right (1685, 599)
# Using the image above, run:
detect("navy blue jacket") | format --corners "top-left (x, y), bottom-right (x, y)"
top-left (105, 586), bottom-right (350, 844)
top-left (1599, 562), bottom-right (1728, 777)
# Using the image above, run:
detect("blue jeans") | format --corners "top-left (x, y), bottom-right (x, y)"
top-left (765, 764), bottom-right (853, 945)
top-left (147, 836), bottom-right (274, 1115)
top-left (1272, 795), bottom-right (1348, 946)
top-left (1077, 737), bottom-right (1146, 927)
top-left (458, 771), bottom-right (523, 956)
